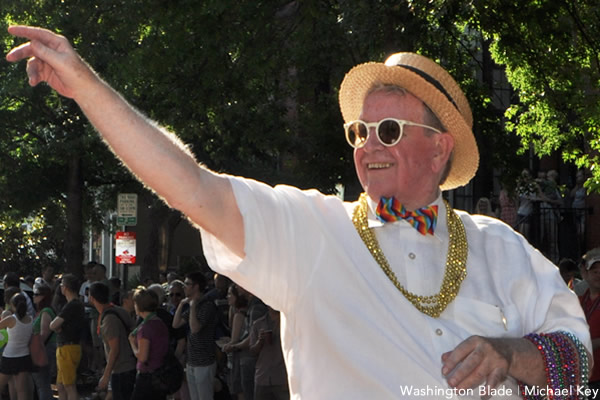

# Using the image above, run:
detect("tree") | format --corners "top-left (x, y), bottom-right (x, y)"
top-left (465, 1), bottom-right (600, 191)
top-left (4, 0), bottom-right (556, 276)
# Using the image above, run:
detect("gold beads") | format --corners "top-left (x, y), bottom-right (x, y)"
top-left (352, 193), bottom-right (468, 318)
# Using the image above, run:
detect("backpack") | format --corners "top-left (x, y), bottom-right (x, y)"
top-left (151, 351), bottom-right (184, 395)
top-left (100, 308), bottom-right (132, 333)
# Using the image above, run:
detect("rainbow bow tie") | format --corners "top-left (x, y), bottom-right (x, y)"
top-left (375, 197), bottom-right (438, 235)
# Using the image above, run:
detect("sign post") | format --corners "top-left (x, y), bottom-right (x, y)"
top-left (115, 231), bottom-right (137, 265)
top-left (117, 193), bottom-right (138, 226)
top-left (116, 193), bottom-right (137, 289)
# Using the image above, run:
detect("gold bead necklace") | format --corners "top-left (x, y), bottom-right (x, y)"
top-left (352, 193), bottom-right (468, 318)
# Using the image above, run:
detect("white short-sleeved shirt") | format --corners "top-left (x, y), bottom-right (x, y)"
top-left (200, 176), bottom-right (591, 400)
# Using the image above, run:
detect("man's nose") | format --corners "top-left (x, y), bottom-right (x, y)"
top-left (362, 127), bottom-right (383, 151)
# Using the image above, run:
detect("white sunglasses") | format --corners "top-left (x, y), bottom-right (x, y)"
top-left (344, 118), bottom-right (441, 149)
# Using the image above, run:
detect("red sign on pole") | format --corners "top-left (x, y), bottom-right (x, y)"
top-left (115, 231), bottom-right (136, 264)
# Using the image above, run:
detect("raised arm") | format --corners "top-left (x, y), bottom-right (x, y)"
top-left (6, 26), bottom-right (244, 257)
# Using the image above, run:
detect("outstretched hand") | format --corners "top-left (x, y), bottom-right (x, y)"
top-left (6, 25), bottom-right (96, 99)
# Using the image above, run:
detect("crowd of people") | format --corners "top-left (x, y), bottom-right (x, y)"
top-left (0, 267), bottom-right (288, 400)
top-left (481, 168), bottom-right (589, 264)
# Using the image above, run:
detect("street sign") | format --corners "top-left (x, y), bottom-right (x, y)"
top-left (115, 231), bottom-right (136, 264)
top-left (117, 193), bottom-right (138, 226)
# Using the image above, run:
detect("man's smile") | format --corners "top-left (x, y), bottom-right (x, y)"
top-left (367, 162), bottom-right (393, 169)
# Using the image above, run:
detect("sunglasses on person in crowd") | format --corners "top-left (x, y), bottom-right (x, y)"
top-left (169, 292), bottom-right (183, 298)
top-left (344, 118), bottom-right (441, 149)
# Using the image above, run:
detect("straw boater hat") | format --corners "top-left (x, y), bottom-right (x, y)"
top-left (339, 52), bottom-right (479, 191)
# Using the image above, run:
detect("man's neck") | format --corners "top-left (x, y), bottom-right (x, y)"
top-left (65, 292), bottom-right (78, 302)
top-left (97, 303), bottom-right (111, 313)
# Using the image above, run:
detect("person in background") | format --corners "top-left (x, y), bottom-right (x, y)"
top-left (121, 290), bottom-right (137, 322)
top-left (79, 262), bottom-right (96, 304)
top-left (570, 169), bottom-right (587, 250)
top-left (51, 277), bottom-right (67, 314)
top-left (167, 272), bottom-right (182, 287)
top-left (0, 292), bottom-right (34, 400)
top-left (516, 169), bottom-right (540, 239)
top-left (89, 282), bottom-right (137, 400)
top-left (167, 280), bottom-right (186, 315)
top-left (159, 272), bottom-right (168, 291)
top-left (498, 182), bottom-right (518, 228)
top-left (579, 248), bottom-right (600, 396)
top-left (3, 272), bottom-right (35, 318)
top-left (42, 266), bottom-right (57, 292)
top-left (108, 277), bottom-right (122, 306)
top-left (231, 289), bottom-right (267, 400)
top-left (148, 283), bottom-right (168, 310)
top-left (78, 262), bottom-right (96, 376)
top-left (166, 280), bottom-right (188, 359)
top-left (35, 266), bottom-right (57, 292)
top-left (173, 272), bottom-right (218, 400)
top-left (23, 276), bottom-right (35, 291)
top-left (0, 292), bottom-right (33, 400)
top-left (539, 169), bottom-right (563, 263)
top-left (129, 287), bottom-right (169, 400)
top-left (167, 280), bottom-right (190, 400)
top-left (148, 283), bottom-right (183, 359)
top-left (474, 197), bottom-right (496, 217)
top-left (95, 264), bottom-right (109, 285)
top-left (31, 284), bottom-right (57, 400)
top-left (223, 284), bottom-right (249, 400)
top-left (206, 274), bottom-right (232, 342)
top-left (89, 264), bottom-right (109, 372)
top-left (2, 289), bottom-right (19, 314)
top-left (248, 307), bottom-right (288, 400)
top-left (559, 258), bottom-right (581, 291)
top-left (49, 273), bottom-right (85, 400)
top-left (0, 288), bottom-right (20, 399)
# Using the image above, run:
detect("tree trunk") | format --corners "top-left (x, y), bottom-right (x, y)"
top-left (141, 192), bottom-right (183, 283)
top-left (65, 155), bottom-right (84, 278)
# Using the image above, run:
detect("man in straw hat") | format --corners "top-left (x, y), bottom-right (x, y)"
top-left (6, 26), bottom-right (592, 399)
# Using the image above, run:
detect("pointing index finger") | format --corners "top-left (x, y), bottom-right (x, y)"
top-left (8, 25), bottom-right (60, 43)
top-left (6, 25), bottom-right (66, 62)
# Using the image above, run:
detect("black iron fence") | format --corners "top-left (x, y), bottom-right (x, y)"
top-left (516, 204), bottom-right (587, 264)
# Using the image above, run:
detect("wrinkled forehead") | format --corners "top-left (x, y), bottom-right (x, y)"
top-left (360, 88), bottom-right (427, 121)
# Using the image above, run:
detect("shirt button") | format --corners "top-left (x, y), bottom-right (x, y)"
top-left (409, 253), bottom-right (416, 260)
top-left (435, 329), bottom-right (443, 336)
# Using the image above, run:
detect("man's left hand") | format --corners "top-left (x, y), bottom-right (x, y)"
top-left (441, 336), bottom-right (512, 395)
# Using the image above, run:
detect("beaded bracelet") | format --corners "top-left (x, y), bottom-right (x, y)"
top-left (519, 331), bottom-right (589, 400)
top-left (564, 331), bottom-right (590, 392)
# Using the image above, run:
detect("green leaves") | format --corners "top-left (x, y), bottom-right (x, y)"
top-left (473, 1), bottom-right (600, 183)
top-left (2, 0), bottom-right (600, 273)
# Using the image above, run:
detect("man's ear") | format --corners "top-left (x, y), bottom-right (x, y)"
top-left (432, 132), bottom-right (454, 173)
